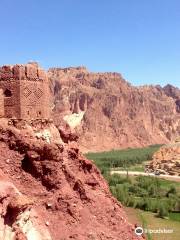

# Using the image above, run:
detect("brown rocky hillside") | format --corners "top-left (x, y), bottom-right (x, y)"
top-left (146, 139), bottom-right (180, 176)
top-left (48, 67), bottom-right (180, 152)
top-left (0, 118), bottom-right (143, 240)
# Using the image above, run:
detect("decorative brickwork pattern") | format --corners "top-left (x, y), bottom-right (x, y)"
top-left (0, 63), bottom-right (50, 119)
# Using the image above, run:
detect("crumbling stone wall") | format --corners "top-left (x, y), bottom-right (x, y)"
top-left (0, 89), bottom-right (4, 117)
top-left (0, 63), bottom-right (50, 119)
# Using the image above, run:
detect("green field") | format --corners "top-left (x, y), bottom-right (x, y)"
top-left (85, 144), bottom-right (162, 174)
top-left (108, 174), bottom-right (180, 217)
top-left (113, 162), bottom-right (148, 172)
top-left (85, 146), bottom-right (180, 222)
top-left (169, 212), bottom-right (180, 222)
top-left (125, 207), bottom-right (180, 240)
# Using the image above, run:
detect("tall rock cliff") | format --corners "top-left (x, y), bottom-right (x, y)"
top-left (48, 67), bottom-right (180, 152)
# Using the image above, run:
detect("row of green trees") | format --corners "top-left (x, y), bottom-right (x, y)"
top-left (86, 145), bottom-right (180, 219)
top-left (108, 174), bottom-right (180, 218)
top-left (86, 144), bottom-right (162, 173)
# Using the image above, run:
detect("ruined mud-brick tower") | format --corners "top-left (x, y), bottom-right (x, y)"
top-left (0, 62), bottom-right (50, 119)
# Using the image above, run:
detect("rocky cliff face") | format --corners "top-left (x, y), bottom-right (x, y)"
top-left (146, 140), bottom-right (180, 176)
top-left (163, 84), bottom-right (180, 113)
top-left (0, 118), bottom-right (142, 240)
top-left (48, 67), bottom-right (180, 152)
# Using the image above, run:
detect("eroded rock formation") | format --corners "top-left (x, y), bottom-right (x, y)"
top-left (146, 139), bottom-right (180, 176)
top-left (48, 67), bottom-right (180, 152)
top-left (0, 119), bottom-right (143, 240)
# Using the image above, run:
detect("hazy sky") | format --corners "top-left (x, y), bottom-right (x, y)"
top-left (0, 0), bottom-right (180, 87)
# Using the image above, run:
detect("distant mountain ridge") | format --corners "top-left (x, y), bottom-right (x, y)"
top-left (48, 67), bottom-right (180, 152)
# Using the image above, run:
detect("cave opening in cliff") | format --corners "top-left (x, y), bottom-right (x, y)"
top-left (21, 154), bottom-right (40, 179)
top-left (4, 206), bottom-right (18, 227)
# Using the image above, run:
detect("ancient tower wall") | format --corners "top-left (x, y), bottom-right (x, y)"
top-left (19, 64), bottom-right (50, 119)
top-left (0, 63), bottom-right (50, 119)
top-left (0, 66), bottom-right (21, 118)
top-left (0, 89), bottom-right (4, 117)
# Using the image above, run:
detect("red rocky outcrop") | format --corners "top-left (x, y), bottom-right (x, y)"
top-left (48, 67), bottom-right (180, 152)
top-left (146, 139), bottom-right (180, 176)
top-left (0, 119), bottom-right (143, 240)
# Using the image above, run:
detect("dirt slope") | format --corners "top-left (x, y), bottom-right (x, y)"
top-left (0, 119), bottom-right (143, 240)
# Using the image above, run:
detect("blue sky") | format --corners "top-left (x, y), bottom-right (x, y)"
top-left (0, 0), bottom-right (180, 87)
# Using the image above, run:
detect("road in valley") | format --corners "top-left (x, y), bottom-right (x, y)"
top-left (110, 170), bottom-right (180, 182)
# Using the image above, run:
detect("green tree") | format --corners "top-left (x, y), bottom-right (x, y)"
top-left (157, 203), bottom-right (169, 218)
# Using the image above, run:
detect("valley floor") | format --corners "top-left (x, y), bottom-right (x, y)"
top-left (125, 207), bottom-right (180, 240)
top-left (111, 170), bottom-right (180, 182)
top-left (86, 146), bottom-right (180, 240)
